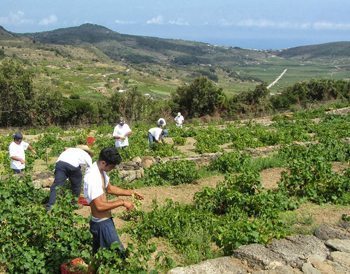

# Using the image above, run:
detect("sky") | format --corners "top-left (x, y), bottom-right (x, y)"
top-left (1, 0), bottom-right (350, 49)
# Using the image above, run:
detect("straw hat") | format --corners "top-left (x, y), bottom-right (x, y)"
top-left (76, 145), bottom-right (94, 156)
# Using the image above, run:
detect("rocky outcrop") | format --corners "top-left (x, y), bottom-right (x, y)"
top-left (168, 223), bottom-right (350, 274)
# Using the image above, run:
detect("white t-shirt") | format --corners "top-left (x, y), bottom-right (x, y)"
top-left (57, 148), bottom-right (92, 168)
top-left (148, 127), bottom-right (163, 141)
top-left (174, 115), bottom-right (184, 125)
top-left (9, 141), bottom-right (29, 170)
top-left (113, 124), bottom-right (132, 148)
top-left (84, 162), bottom-right (109, 205)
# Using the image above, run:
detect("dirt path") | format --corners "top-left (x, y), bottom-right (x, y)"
top-left (267, 68), bottom-right (287, 89)
top-left (76, 175), bottom-right (225, 218)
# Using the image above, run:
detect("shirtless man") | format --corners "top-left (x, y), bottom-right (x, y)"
top-left (83, 147), bottom-right (143, 254)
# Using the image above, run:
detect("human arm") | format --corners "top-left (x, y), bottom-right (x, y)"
top-left (91, 194), bottom-right (135, 212)
top-left (10, 156), bottom-right (25, 164)
top-left (28, 144), bottom-right (37, 155)
top-left (107, 184), bottom-right (144, 200)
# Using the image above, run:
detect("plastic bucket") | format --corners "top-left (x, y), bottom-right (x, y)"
top-left (78, 197), bottom-right (89, 206)
top-left (86, 136), bottom-right (95, 146)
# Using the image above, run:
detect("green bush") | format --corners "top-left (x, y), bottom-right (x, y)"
top-left (209, 151), bottom-right (251, 173)
top-left (143, 160), bottom-right (199, 186)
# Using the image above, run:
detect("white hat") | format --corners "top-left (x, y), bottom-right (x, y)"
top-left (177, 112), bottom-right (181, 116)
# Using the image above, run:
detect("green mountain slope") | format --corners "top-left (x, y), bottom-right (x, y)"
top-left (22, 23), bottom-right (266, 66)
top-left (277, 41), bottom-right (350, 59)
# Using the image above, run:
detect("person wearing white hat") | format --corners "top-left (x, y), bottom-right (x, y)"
top-left (157, 118), bottom-right (166, 127)
top-left (174, 112), bottom-right (184, 128)
top-left (46, 145), bottom-right (93, 211)
top-left (8, 132), bottom-right (36, 174)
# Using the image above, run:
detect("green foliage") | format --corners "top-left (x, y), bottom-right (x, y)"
top-left (172, 136), bottom-right (186, 146)
top-left (0, 176), bottom-right (91, 273)
top-left (142, 160), bottom-right (199, 186)
top-left (209, 151), bottom-right (251, 173)
top-left (128, 201), bottom-right (217, 264)
top-left (270, 79), bottom-right (350, 110)
top-left (172, 77), bottom-right (226, 118)
top-left (0, 59), bottom-right (34, 126)
top-left (93, 242), bottom-right (162, 273)
top-left (149, 143), bottom-right (182, 157)
top-left (278, 144), bottom-right (350, 204)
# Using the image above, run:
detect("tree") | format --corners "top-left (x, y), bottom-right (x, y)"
top-left (0, 59), bottom-right (34, 126)
top-left (32, 89), bottom-right (64, 125)
top-left (109, 87), bottom-right (154, 122)
top-left (172, 77), bottom-right (226, 118)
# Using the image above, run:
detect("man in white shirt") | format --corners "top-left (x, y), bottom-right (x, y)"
top-left (148, 124), bottom-right (168, 147)
top-left (174, 112), bottom-right (184, 128)
top-left (112, 117), bottom-right (132, 150)
top-left (84, 147), bottom-right (143, 255)
top-left (46, 145), bottom-right (93, 211)
top-left (9, 132), bottom-right (36, 174)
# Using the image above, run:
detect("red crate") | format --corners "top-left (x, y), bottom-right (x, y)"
top-left (61, 258), bottom-right (86, 274)
top-left (78, 197), bottom-right (89, 206)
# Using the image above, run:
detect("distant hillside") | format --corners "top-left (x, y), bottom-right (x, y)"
top-left (277, 41), bottom-right (350, 59)
top-left (20, 23), bottom-right (267, 66)
top-left (0, 26), bottom-right (15, 39)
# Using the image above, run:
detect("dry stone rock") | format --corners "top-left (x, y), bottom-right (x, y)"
top-left (252, 265), bottom-right (302, 274)
top-left (132, 156), bottom-right (142, 164)
top-left (325, 239), bottom-right (350, 253)
top-left (301, 263), bottom-right (321, 274)
top-left (314, 224), bottom-right (350, 241)
top-left (141, 156), bottom-right (156, 168)
top-left (329, 251), bottom-right (350, 268)
top-left (308, 259), bottom-right (336, 274)
top-left (167, 257), bottom-right (248, 274)
top-left (233, 244), bottom-right (285, 269)
top-left (268, 235), bottom-right (329, 268)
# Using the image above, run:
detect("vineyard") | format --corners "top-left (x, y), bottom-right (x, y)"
top-left (0, 107), bottom-right (349, 273)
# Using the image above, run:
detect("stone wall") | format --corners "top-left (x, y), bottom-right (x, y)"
top-left (169, 223), bottom-right (350, 274)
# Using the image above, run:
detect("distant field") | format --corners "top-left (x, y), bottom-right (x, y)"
top-left (1, 39), bottom-right (350, 100)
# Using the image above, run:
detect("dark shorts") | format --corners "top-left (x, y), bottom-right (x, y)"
top-left (90, 218), bottom-right (124, 254)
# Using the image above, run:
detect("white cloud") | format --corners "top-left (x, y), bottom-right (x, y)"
top-left (0, 11), bottom-right (33, 25)
top-left (168, 18), bottom-right (189, 26)
top-left (218, 18), bottom-right (350, 31)
top-left (115, 19), bottom-right (136, 25)
top-left (313, 21), bottom-right (350, 30)
top-left (39, 14), bottom-right (58, 26)
top-left (146, 15), bottom-right (164, 25)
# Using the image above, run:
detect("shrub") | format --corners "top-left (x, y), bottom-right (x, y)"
top-left (143, 160), bottom-right (199, 186)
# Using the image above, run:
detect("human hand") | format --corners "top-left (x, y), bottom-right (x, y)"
top-left (123, 200), bottom-right (134, 211)
top-left (132, 191), bottom-right (144, 200)
top-left (20, 159), bottom-right (25, 164)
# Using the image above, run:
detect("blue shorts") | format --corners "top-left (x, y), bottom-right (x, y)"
top-left (90, 218), bottom-right (124, 254)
